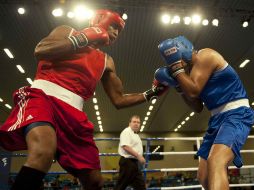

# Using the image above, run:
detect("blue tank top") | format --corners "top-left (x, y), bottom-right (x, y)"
top-left (200, 64), bottom-right (247, 110)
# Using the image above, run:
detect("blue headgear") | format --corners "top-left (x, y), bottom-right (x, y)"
top-left (173, 36), bottom-right (194, 63)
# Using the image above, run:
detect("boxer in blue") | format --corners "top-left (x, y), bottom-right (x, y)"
top-left (155, 36), bottom-right (254, 190)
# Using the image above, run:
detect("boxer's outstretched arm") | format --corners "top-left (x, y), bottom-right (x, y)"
top-left (101, 55), bottom-right (146, 109)
top-left (34, 25), bottom-right (75, 60)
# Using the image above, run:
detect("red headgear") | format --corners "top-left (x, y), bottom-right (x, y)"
top-left (90, 9), bottom-right (125, 32)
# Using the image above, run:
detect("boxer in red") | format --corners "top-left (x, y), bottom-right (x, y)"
top-left (0, 10), bottom-right (167, 190)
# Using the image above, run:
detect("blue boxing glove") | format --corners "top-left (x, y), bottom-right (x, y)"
top-left (154, 66), bottom-right (178, 87)
top-left (155, 66), bottom-right (183, 93)
top-left (158, 39), bottom-right (185, 78)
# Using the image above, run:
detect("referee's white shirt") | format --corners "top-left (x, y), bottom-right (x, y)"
top-left (118, 127), bottom-right (143, 158)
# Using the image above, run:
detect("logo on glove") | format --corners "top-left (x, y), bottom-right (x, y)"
top-left (164, 47), bottom-right (177, 56)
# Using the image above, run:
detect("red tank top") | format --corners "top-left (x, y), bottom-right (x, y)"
top-left (35, 47), bottom-right (106, 100)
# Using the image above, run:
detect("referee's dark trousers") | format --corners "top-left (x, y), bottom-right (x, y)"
top-left (114, 156), bottom-right (146, 190)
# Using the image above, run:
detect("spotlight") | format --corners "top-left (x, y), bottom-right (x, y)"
top-left (18, 7), bottom-right (25, 15)
top-left (171, 15), bottom-right (180, 24)
top-left (122, 13), bottom-right (128, 20)
top-left (192, 14), bottom-right (201, 24)
top-left (183, 17), bottom-right (191, 25)
top-left (67, 11), bottom-right (75, 18)
top-left (161, 14), bottom-right (170, 24)
top-left (74, 5), bottom-right (94, 20)
top-left (52, 8), bottom-right (63, 17)
top-left (242, 21), bottom-right (248, 27)
top-left (202, 19), bottom-right (209, 26)
top-left (212, 19), bottom-right (219, 26)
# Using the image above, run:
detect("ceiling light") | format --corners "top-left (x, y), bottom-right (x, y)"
top-left (18, 7), bottom-right (25, 15)
top-left (122, 13), bottom-right (128, 20)
top-left (185, 117), bottom-right (190, 121)
top-left (202, 19), bottom-right (209, 26)
top-left (177, 125), bottom-right (182, 129)
top-left (5, 104), bottom-right (12, 109)
top-left (26, 78), bottom-right (33, 85)
top-left (94, 105), bottom-right (98, 110)
top-left (242, 21), bottom-right (248, 27)
top-left (149, 106), bottom-right (153, 110)
top-left (190, 112), bottom-right (195, 116)
top-left (96, 111), bottom-right (100, 116)
top-left (98, 121), bottom-right (102, 125)
top-left (239, 59), bottom-right (250, 68)
top-left (93, 92), bottom-right (96, 96)
top-left (52, 8), bottom-right (63, 17)
top-left (3, 48), bottom-right (14, 59)
top-left (140, 125), bottom-right (145, 132)
top-left (161, 14), bottom-right (170, 24)
top-left (0, 98), bottom-right (3, 102)
top-left (251, 102), bottom-right (254, 106)
top-left (192, 14), bottom-right (201, 24)
top-left (212, 19), bottom-right (219, 26)
top-left (146, 111), bottom-right (151, 116)
top-left (143, 121), bottom-right (146, 125)
top-left (97, 116), bottom-right (101, 120)
top-left (183, 17), bottom-right (191, 25)
top-left (74, 6), bottom-right (94, 20)
top-left (174, 128), bottom-right (178, 132)
top-left (181, 121), bottom-right (186, 125)
top-left (171, 15), bottom-right (180, 24)
top-left (93, 98), bottom-right (97, 103)
top-left (144, 117), bottom-right (148, 121)
top-left (151, 99), bottom-right (157, 104)
top-left (16, 65), bottom-right (25, 73)
top-left (67, 11), bottom-right (75, 18)
top-left (100, 128), bottom-right (103, 132)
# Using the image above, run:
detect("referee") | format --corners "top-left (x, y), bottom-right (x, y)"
top-left (114, 115), bottom-right (146, 190)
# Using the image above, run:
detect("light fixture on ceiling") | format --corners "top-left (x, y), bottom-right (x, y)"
top-left (192, 14), bottom-right (201, 24)
top-left (202, 19), bottom-right (209, 26)
top-left (18, 7), bottom-right (25, 15)
top-left (52, 8), bottom-right (63, 17)
top-left (26, 78), bottom-right (33, 85)
top-left (67, 11), bottom-right (75, 18)
top-left (3, 48), bottom-right (14, 59)
top-left (16, 65), bottom-right (25, 74)
top-left (161, 14), bottom-right (170, 24)
top-left (74, 5), bottom-right (94, 20)
top-left (5, 104), bottom-right (12, 109)
top-left (171, 15), bottom-right (180, 24)
top-left (239, 59), bottom-right (250, 68)
top-left (183, 17), bottom-right (191, 25)
top-left (212, 19), bottom-right (219, 26)
top-left (122, 13), bottom-right (128, 20)
top-left (242, 17), bottom-right (250, 28)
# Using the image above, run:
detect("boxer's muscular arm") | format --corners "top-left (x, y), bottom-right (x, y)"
top-left (101, 55), bottom-right (146, 109)
top-left (181, 94), bottom-right (203, 113)
top-left (34, 25), bottom-right (75, 60)
top-left (175, 49), bottom-right (219, 98)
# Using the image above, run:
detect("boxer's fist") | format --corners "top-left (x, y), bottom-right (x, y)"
top-left (143, 79), bottom-right (169, 101)
top-left (154, 66), bottom-right (178, 87)
top-left (158, 39), bottom-right (185, 77)
top-left (69, 26), bottom-right (109, 50)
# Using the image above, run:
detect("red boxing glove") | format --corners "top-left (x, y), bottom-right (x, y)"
top-left (68, 26), bottom-right (109, 50)
top-left (143, 79), bottom-right (169, 101)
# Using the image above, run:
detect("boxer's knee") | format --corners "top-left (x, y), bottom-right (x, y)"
top-left (77, 169), bottom-right (104, 190)
top-left (25, 125), bottom-right (57, 172)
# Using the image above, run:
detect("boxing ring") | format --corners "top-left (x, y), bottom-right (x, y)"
top-left (2, 136), bottom-right (254, 189)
